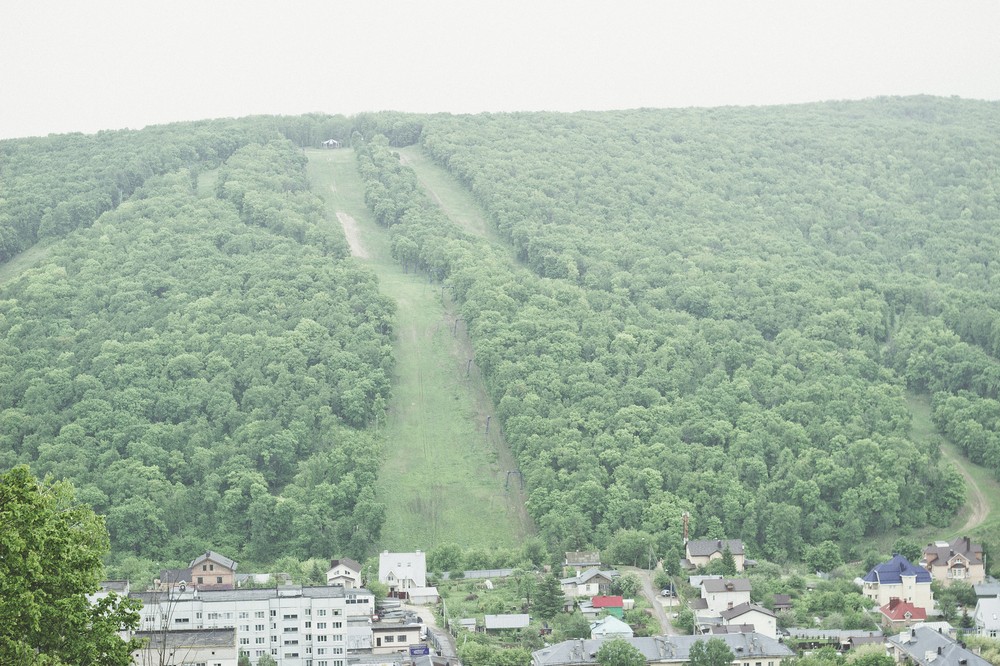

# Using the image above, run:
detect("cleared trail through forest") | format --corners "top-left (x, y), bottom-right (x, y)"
top-left (906, 393), bottom-right (995, 537)
top-left (306, 148), bottom-right (532, 550)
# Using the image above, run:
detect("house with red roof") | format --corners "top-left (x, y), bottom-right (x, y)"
top-left (591, 595), bottom-right (624, 618)
top-left (879, 597), bottom-right (927, 628)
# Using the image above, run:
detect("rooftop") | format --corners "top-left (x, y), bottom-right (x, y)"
top-left (862, 554), bottom-right (932, 585)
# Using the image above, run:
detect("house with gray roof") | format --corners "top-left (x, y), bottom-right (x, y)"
top-left (189, 550), bottom-right (239, 590)
top-left (719, 602), bottom-right (777, 639)
top-left (700, 578), bottom-right (751, 613)
top-left (973, 596), bottom-right (1000, 639)
top-left (379, 551), bottom-right (427, 597)
top-left (684, 539), bottom-right (745, 571)
top-left (888, 625), bottom-right (991, 666)
top-left (590, 616), bottom-right (633, 640)
top-left (532, 633), bottom-right (793, 666)
top-left (328, 557), bottom-right (363, 588)
top-left (561, 568), bottom-right (617, 597)
top-left (922, 537), bottom-right (986, 587)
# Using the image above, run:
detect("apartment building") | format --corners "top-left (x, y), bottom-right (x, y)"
top-left (131, 585), bottom-right (375, 666)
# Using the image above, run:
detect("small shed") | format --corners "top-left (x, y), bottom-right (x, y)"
top-left (406, 586), bottom-right (439, 605)
top-left (323, 139), bottom-right (341, 149)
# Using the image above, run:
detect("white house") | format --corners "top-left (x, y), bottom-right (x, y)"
top-left (701, 578), bottom-right (752, 613)
top-left (130, 585), bottom-right (374, 666)
top-left (861, 554), bottom-right (934, 611)
top-left (590, 616), bottom-right (634, 640)
top-left (378, 551), bottom-right (427, 597)
top-left (327, 558), bottom-right (363, 588)
top-left (719, 602), bottom-right (777, 639)
top-left (973, 596), bottom-right (1000, 639)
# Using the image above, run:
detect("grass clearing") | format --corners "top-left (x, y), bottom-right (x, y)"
top-left (0, 240), bottom-right (55, 286)
top-left (306, 149), bottom-right (531, 550)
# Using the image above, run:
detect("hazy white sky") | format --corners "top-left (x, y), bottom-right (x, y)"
top-left (2, 0), bottom-right (998, 139)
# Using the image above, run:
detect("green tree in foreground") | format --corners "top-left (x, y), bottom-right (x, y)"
top-left (0, 465), bottom-right (141, 665)
top-left (688, 638), bottom-right (734, 666)
top-left (534, 574), bottom-right (565, 619)
top-left (596, 638), bottom-right (646, 666)
top-left (257, 655), bottom-right (278, 666)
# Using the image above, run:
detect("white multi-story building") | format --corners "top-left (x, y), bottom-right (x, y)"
top-left (131, 585), bottom-right (375, 666)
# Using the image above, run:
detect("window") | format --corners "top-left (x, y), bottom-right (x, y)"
top-left (318, 648), bottom-right (327, 655)
top-left (255, 624), bottom-right (265, 632)
top-left (270, 610), bottom-right (277, 617)
top-left (174, 617), bottom-right (190, 624)
top-left (285, 639), bottom-right (300, 646)
top-left (197, 577), bottom-right (204, 584)
top-left (202, 565), bottom-right (207, 571)
top-left (256, 611), bottom-right (266, 619)
top-left (317, 635), bottom-right (327, 642)
top-left (284, 627), bottom-right (297, 633)
top-left (207, 613), bottom-right (219, 620)
top-left (240, 638), bottom-right (250, 645)
top-left (332, 648), bottom-right (343, 655)
top-left (397, 635), bottom-right (406, 643)
top-left (239, 612), bottom-right (249, 619)
top-left (217, 577), bottom-right (223, 584)
top-left (284, 614), bottom-right (298, 620)
top-left (384, 636), bottom-right (394, 643)
top-left (332, 622), bottom-right (342, 629)
top-left (317, 609), bottom-right (327, 617)
top-left (317, 622), bottom-right (327, 629)
top-left (305, 621), bottom-right (312, 628)
top-left (240, 624), bottom-right (249, 632)
top-left (209, 564), bottom-right (215, 571)
top-left (256, 638), bottom-right (265, 645)
top-left (332, 635), bottom-right (343, 642)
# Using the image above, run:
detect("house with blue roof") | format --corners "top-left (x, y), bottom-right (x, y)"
top-left (861, 554), bottom-right (934, 611)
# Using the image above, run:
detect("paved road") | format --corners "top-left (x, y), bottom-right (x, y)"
top-left (620, 566), bottom-right (676, 635)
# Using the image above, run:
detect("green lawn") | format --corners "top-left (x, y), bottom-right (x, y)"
top-left (306, 149), bottom-right (531, 550)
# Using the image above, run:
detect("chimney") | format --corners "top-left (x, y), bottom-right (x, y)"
top-left (938, 647), bottom-right (942, 655)
top-left (718, 540), bottom-right (723, 549)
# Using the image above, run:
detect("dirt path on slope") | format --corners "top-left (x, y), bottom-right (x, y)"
top-left (940, 446), bottom-right (989, 533)
top-left (335, 211), bottom-right (369, 258)
top-left (620, 566), bottom-right (675, 635)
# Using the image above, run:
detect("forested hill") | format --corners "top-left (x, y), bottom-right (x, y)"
top-left (3, 99), bottom-right (1000, 574)
top-left (0, 118), bottom-right (411, 578)
top-left (361, 96), bottom-right (1000, 562)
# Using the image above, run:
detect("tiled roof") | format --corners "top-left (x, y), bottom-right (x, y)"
top-left (686, 539), bottom-right (744, 557)
top-left (190, 550), bottom-right (238, 571)
top-left (888, 626), bottom-right (991, 666)
top-left (592, 596), bottom-right (624, 608)
top-left (862, 554), bottom-right (931, 585)
top-left (720, 602), bottom-right (774, 621)
top-left (702, 578), bottom-right (751, 593)
top-left (329, 557), bottom-right (362, 572)
top-left (879, 598), bottom-right (927, 622)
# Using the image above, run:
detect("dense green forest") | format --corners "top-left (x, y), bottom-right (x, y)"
top-left (359, 97), bottom-right (1000, 562)
top-left (0, 118), bottom-right (410, 577)
top-left (3, 98), bottom-right (1000, 575)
